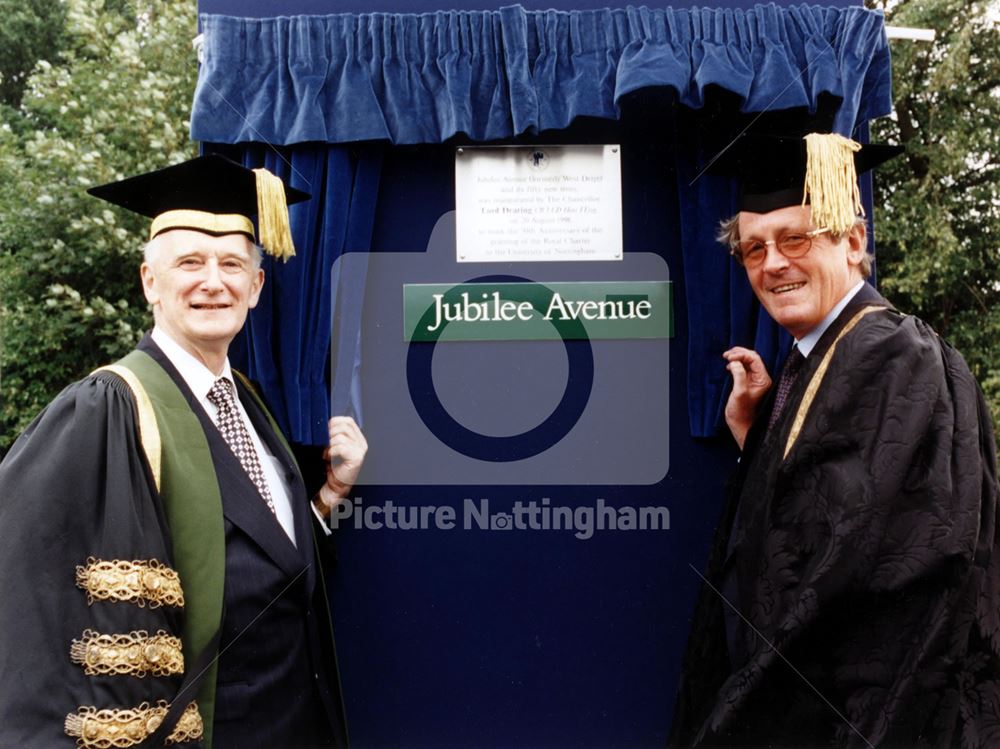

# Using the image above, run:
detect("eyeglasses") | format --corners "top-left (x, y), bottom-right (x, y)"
top-left (732, 227), bottom-right (831, 268)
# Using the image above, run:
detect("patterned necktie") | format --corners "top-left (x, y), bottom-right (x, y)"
top-left (768, 347), bottom-right (806, 430)
top-left (207, 378), bottom-right (276, 515)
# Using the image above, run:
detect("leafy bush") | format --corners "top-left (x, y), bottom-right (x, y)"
top-left (0, 0), bottom-right (197, 452)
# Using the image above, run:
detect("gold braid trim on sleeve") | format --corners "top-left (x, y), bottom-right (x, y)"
top-left (64, 701), bottom-right (203, 748)
top-left (70, 629), bottom-right (184, 677)
top-left (75, 559), bottom-right (184, 608)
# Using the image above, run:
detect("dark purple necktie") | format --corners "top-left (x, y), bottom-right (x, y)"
top-left (768, 347), bottom-right (806, 431)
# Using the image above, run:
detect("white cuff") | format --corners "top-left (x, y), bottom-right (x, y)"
top-left (311, 498), bottom-right (333, 536)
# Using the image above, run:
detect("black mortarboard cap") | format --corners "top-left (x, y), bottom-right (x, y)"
top-left (706, 132), bottom-right (903, 232)
top-left (88, 154), bottom-right (310, 259)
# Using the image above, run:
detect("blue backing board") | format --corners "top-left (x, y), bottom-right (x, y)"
top-left (330, 118), bottom-right (740, 746)
top-left (196, 1), bottom-right (869, 746)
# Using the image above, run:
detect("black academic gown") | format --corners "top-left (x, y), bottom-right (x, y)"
top-left (0, 335), bottom-right (347, 749)
top-left (670, 284), bottom-right (1000, 748)
top-left (137, 337), bottom-right (346, 749)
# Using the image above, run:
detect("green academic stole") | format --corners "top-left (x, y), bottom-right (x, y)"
top-left (98, 350), bottom-right (226, 749)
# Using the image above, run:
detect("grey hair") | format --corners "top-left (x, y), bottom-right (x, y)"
top-left (717, 213), bottom-right (872, 279)
top-left (141, 235), bottom-right (264, 270)
top-left (141, 239), bottom-right (157, 265)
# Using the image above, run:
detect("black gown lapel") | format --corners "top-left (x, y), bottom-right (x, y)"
top-left (725, 284), bottom-right (893, 566)
top-left (136, 335), bottom-right (308, 579)
top-left (234, 375), bottom-right (317, 593)
top-left (810, 282), bottom-right (893, 358)
top-left (744, 283), bottom-right (892, 465)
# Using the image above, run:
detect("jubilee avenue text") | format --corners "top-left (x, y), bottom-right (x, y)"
top-left (427, 290), bottom-right (652, 332)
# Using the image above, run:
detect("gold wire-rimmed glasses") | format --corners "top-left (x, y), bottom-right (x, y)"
top-left (732, 227), bottom-right (831, 268)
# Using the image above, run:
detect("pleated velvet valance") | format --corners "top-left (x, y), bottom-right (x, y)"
top-left (191, 4), bottom-right (892, 146)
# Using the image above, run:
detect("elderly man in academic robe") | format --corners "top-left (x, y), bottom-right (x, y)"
top-left (0, 155), bottom-right (365, 749)
top-left (670, 133), bottom-right (1000, 747)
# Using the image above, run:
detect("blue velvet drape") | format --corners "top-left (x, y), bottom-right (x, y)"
top-left (193, 3), bottom-right (893, 442)
top-left (193, 4), bottom-right (891, 145)
top-left (225, 145), bottom-right (382, 445)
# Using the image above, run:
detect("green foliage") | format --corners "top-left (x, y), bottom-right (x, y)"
top-left (867, 0), bottom-right (1000, 429)
top-left (0, 0), bottom-right (197, 451)
top-left (0, 0), bottom-right (67, 108)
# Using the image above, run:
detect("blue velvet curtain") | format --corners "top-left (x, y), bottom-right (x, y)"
top-left (192, 3), bottom-right (893, 442)
top-left (223, 145), bottom-right (382, 445)
top-left (193, 4), bottom-right (890, 145)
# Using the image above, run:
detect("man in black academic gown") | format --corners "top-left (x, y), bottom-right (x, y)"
top-left (0, 156), bottom-right (366, 748)
top-left (670, 133), bottom-right (1000, 747)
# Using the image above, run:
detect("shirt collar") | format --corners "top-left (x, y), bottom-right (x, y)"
top-left (795, 280), bottom-right (865, 358)
top-left (150, 327), bottom-right (235, 402)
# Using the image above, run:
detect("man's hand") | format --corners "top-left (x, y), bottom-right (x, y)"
top-left (723, 347), bottom-right (772, 450)
top-left (315, 416), bottom-right (367, 517)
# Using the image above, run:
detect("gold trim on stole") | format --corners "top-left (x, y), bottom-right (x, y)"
top-left (783, 305), bottom-right (886, 459)
top-left (91, 364), bottom-right (162, 492)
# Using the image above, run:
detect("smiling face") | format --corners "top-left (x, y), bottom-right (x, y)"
top-left (738, 205), bottom-right (866, 340)
top-left (140, 229), bottom-right (263, 370)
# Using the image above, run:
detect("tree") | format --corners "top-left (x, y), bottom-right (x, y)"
top-left (0, 0), bottom-right (197, 452)
top-left (867, 0), bottom-right (1000, 429)
top-left (0, 0), bottom-right (67, 110)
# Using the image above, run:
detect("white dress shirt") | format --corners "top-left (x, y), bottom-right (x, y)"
top-left (151, 327), bottom-right (298, 545)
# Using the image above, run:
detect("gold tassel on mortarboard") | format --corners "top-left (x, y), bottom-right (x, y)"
top-left (802, 133), bottom-right (863, 236)
top-left (253, 168), bottom-right (296, 261)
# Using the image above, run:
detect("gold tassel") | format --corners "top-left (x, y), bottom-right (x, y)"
top-left (802, 133), bottom-right (863, 235)
top-left (253, 168), bottom-right (296, 261)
